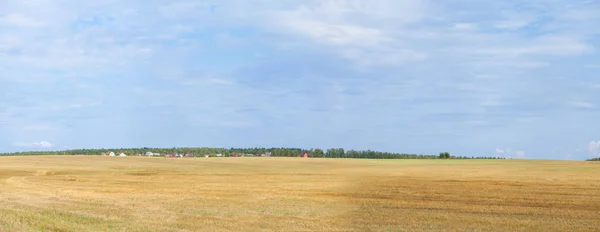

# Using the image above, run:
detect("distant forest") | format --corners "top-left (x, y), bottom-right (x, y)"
top-left (0, 147), bottom-right (506, 159)
top-left (587, 157), bottom-right (600, 161)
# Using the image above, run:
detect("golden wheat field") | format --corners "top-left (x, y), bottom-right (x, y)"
top-left (0, 156), bottom-right (599, 232)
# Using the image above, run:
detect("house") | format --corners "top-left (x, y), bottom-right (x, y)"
top-left (231, 153), bottom-right (245, 157)
top-left (119, 152), bottom-right (127, 157)
top-left (109, 152), bottom-right (116, 157)
top-left (260, 152), bottom-right (272, 157)
top-left (145, 152), bottom-right (154, 157)
top-left (301, 151), bottom-right (309, 158)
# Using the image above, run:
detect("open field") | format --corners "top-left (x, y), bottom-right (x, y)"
top-left (1, 156), bottom-right (599, 231)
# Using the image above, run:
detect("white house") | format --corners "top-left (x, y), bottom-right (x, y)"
top-left (109, 152), bottom-right (116, 157)
top-left (119, 152), bottom-right (127, 157)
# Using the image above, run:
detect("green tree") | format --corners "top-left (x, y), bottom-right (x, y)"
top-left (439, 152), bottom-right (451, 159)
top-left (313, 148), bottom-right (324, 158)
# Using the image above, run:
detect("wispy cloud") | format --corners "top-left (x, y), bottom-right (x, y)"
top-left (14, 141), bottom-right (54, 149)
top-left (569, 101), bottom-right (596, 109)
top-left (0, 12), bottom-right (45, 27)
top-left (588, 141), bottom-right (600, 158)
top-left (515, 151), bottom-right (526, 159)
top-left (496, 148), bottom-right (525, 159)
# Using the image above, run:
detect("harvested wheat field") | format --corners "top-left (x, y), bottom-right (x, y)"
top-left (1, 156), bottom-right (599, 231)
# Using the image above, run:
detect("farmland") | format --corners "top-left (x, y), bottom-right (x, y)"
top-left (1, 156), bottom-right (599, 231)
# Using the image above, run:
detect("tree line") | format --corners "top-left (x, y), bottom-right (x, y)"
top-left (0, 147), bottom-right (506, 159)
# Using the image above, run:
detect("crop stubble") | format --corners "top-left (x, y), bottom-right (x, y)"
top-left (1, 156), bottom-right (599, 231)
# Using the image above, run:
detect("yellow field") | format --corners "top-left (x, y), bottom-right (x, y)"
top-left (1, 156), bottom-right (599, 231)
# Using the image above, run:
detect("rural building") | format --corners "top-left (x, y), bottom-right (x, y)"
top-left (231, 153), bottom-right (245, 157)
top-left (109, 152), bottom-right (116, 157)
top-left (301, 151), bottom-right (309, 158)
top-left (260, 152), bottom-right (272, 157)
top-left (119, 152), bottom-right (127, 157)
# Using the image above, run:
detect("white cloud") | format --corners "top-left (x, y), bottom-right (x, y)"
top-left (208, 78), bottom-right (234, 85)
top-left (453, 23), bottom-right (477, 30)
top-left (340, 47), bottom-right (427, 67)
top-left (473, 35), bottom-right (594, 58)
top-left (159, 69), bottom-right (237, 87)
top-left (22, 124), bottom-right (61, 132)
top-left (494, 19), bottom-right (530, 30)
top-left (565, 153), bottom-right (573, 160)
top-left (588, 141), bottom-right (600, 158)
top-left (515, 151), bottom-right (526, 159)
top-left (280, 18), bottom-right (389, 47)
top-left (0, 13), bottom-right (45, 27)
top-left (466, 120), bottom-right (488, 126)
top-left (493, 11), bottom-right (534, 30)
top-left (220, 120), bottom-right (257, 128)
top-left (178, 77), bottom-right (235, 86)
top-left (158, 1), bottom-right (212, 18)
top-left (268, 0), bottom-right (430, 66)
top-left (496, 148), bottom-right (504, 156)
top-left (0, 2), bottom-right (157, 79)
top-left (495, 148), bottom-right (525, 159)
top-left (516, 117), bottom-right (543, 123)
top-left (585, 64), bottom-right (600, 69)
top-left (479, 100), bottom-right (503, 106)
top-left (569, 101), bottom-right (596, 109)
top-left (14, 141), bottom-right (54, 148)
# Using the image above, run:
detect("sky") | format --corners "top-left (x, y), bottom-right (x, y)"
top-left (1, 0), bottom-right (600, 160)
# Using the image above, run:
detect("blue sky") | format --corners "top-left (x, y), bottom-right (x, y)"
top-left (1, 0), bottom-right (599, 160)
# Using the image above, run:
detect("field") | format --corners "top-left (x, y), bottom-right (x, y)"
top-left (1, 156), bottom-right (599, 231)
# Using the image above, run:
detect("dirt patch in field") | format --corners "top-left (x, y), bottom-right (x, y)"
top-left (34, 170), bottom-right (57, 176)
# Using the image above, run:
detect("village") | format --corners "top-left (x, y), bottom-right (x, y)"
top-left (92, 151), bottom-right (293, 158)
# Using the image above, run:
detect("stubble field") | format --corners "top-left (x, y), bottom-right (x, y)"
top-left (1, 156), bottom-right (599, 231)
